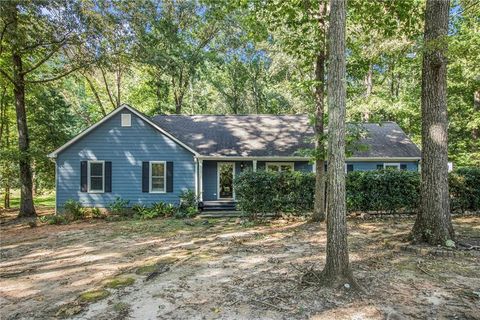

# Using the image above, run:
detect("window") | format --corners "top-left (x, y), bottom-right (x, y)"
top-left (266, 162), bottom-right (294, 172)
top-left (384, 163), bottom-right (400, 170)
top-left (88, 161), bottom-right (104, 193)
top-left (346, 164), bottom-right (354, 173)
top-left (150, 161), bottom-right (166, 193)
top-left (121, 113), bottom-right (131, 127)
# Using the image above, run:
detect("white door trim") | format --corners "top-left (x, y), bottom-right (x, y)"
top-left (217, 162), bottom-right (235, 200)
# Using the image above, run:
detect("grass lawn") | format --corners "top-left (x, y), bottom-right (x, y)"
top-left (6, 190), bottom-right (55, 209)
top-left (0, 213), bottom-right (478, 319)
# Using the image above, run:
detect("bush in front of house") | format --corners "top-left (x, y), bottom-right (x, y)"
top-left (108, 197), bottom-right (131, 217)
top-left (449, 167), bottom-right (480, 213)
top-left (63, 199), bottom-right (87, 220)
top-left (346, 170), bottom-right (420, 214)
top-left (234, 170), bottom-right (315, 218)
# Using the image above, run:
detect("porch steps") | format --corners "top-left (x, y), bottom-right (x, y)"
top-left (198, 211), bottom-right (243, 218)
top-left (201, 200), bottom-right (236, 212)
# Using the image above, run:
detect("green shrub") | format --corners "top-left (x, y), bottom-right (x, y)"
top-left (178, 189), bottom-right (198, 218)
top-left (39, 214), bottom-right (68, 225)
top-left (63, 199), bottom-right (86, 220)
top-left (346, 170), bottom-right (420, 213)
top-left (108, 197), bottom-right (130, 217)
top-left (90, 207), bottom-right (104, 219)
top-left (132, 204), bottom-right (160, 220)
top-left (234, 170), bottom-right (314, 218)
top-left (449, 167), bottom-right (480, 213)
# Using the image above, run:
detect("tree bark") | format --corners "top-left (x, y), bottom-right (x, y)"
top-left (311, 0), bottom-right (327, 222)
top-left (321, 0), bottom-right (353, 285)
top-left (412, 0), bottom-right (454, 245)
top-left (8, 3), bottom-right (36, 217)
top-left (472, 90), bottom-right (479, 144)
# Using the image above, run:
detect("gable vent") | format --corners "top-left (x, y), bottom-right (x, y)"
top-left (121, 113), bottom-right (131, 127)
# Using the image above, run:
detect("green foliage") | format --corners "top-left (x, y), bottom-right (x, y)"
top-left (108, 197), bottom-right (131, 217)
top-left (346, 170), bottom-right (420, 213)
top-left (449, 167), bottom-right (480, 213)
top-left (234, 170), bottom-right (315, 218)
top-left (90, 207), bottom-right (104, 219)
top-left (179, 189), bottom-right (197, 210)
top-left (152, 202), bottom-right (177, 217)
top-left (39, 214), bottom-right (69, 225)
top-left (63, 200), bottom-right (86, 220)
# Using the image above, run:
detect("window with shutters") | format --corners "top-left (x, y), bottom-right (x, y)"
top-left (150, 161), bottom-right (166, 193)
top-left (88, 161), bottom-right (104, 193)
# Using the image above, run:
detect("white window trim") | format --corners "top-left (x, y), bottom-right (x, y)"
top-left (383, 163), bottom-right (401, 170)
top-left (121, 113), bottom-right (131, 127)
top-left (87, 160), bottom-right (105, 193)
top-left (217, 162), bottom-right (235, 200)
top-left (345, 163), bottom-right (354, 173)
top-left (265, 162), bottom-right (294, 172)
top-left (149, 161), bottom-right (167, 193)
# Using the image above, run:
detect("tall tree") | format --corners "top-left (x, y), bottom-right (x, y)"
top-left (321, 0), bottom-right (354, 284)
top-left (411, 0), bottom-right (455, 244)
top-left (0, 1), bottom-right (93, 217)
top-left (312, 0), bottom-right (327, 222)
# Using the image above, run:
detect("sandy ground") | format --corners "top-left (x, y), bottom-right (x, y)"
top-left (0, 211), bottom-right (479, 320)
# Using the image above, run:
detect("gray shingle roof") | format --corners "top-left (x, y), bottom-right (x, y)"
top-left (151, 115), bottom-right (421, 158)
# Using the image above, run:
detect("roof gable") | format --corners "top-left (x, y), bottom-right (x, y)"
top-left (48, 105), bottom-right (198, 158)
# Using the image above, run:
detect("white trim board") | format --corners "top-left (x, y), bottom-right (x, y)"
top-left (48, 104), bottom-right (199, 158)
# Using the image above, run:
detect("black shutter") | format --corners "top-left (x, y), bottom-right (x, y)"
top-left (142, 162), bottom-right (149, 192)
top-left (80, 161), bottom-right (88, 192)
top-left (166, 161), bottom-right (174, 192)
top-left (105, 161), bottom-right (112, 192)
top-left (400, 164), bottom-right (407, 171)
top-left (376, 164), bottom-right (383, 170)
top-left (347, 164), bottom-right (354, 172)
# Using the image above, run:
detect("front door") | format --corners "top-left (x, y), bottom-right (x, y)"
top-left (217, 162), bottom-right (234, 199)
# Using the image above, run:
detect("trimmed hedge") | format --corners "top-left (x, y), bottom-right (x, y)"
top-left (234, 167), bottom-right (480, 217)
top-left (234, 170), bottom-right (314, 218)
top-left (449, 167), bottom-right (480, 213)
top-left (346, 170), bottom-right (420, 213)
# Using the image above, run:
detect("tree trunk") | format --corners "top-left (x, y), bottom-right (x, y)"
top-left (473, 90), bottom-right (479, 144)
top-left (8, 4), bottom-right (36, 217)
top-left (321, 0), bottom-right (353, 285)
top-left (412, 0), bottom-right (454, 245)
top-left (311, 0), bottom-right (327, 222)
top-left (3, 110), bottom-right (11, 209)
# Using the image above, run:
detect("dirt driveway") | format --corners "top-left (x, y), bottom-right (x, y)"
top-left (1, 214), bottom-right (479, 319)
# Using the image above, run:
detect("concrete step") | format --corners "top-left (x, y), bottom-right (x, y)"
top-left (198, 211), bottom-right (243, 218)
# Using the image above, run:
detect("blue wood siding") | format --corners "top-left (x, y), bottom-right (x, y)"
top-left (56, 110), bottom-right (195, 209)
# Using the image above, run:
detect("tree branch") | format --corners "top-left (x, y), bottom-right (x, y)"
top-left (22, 44), bottom-right (64, 75)
top-left (0, 68), bottom-right (14, 84)
top-left (100, 67), bottom-right (116, 109)
top-left (25, 65), bottom-right (84, 84)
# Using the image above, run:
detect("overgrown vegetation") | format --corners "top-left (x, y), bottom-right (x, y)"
top-left (234, 168), bottom-right (480, 218)
top-left (346, 170), bottom-right (420, 213)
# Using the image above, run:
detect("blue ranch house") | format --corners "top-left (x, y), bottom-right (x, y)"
top-left (48, 104), bottom-right (421, 212)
